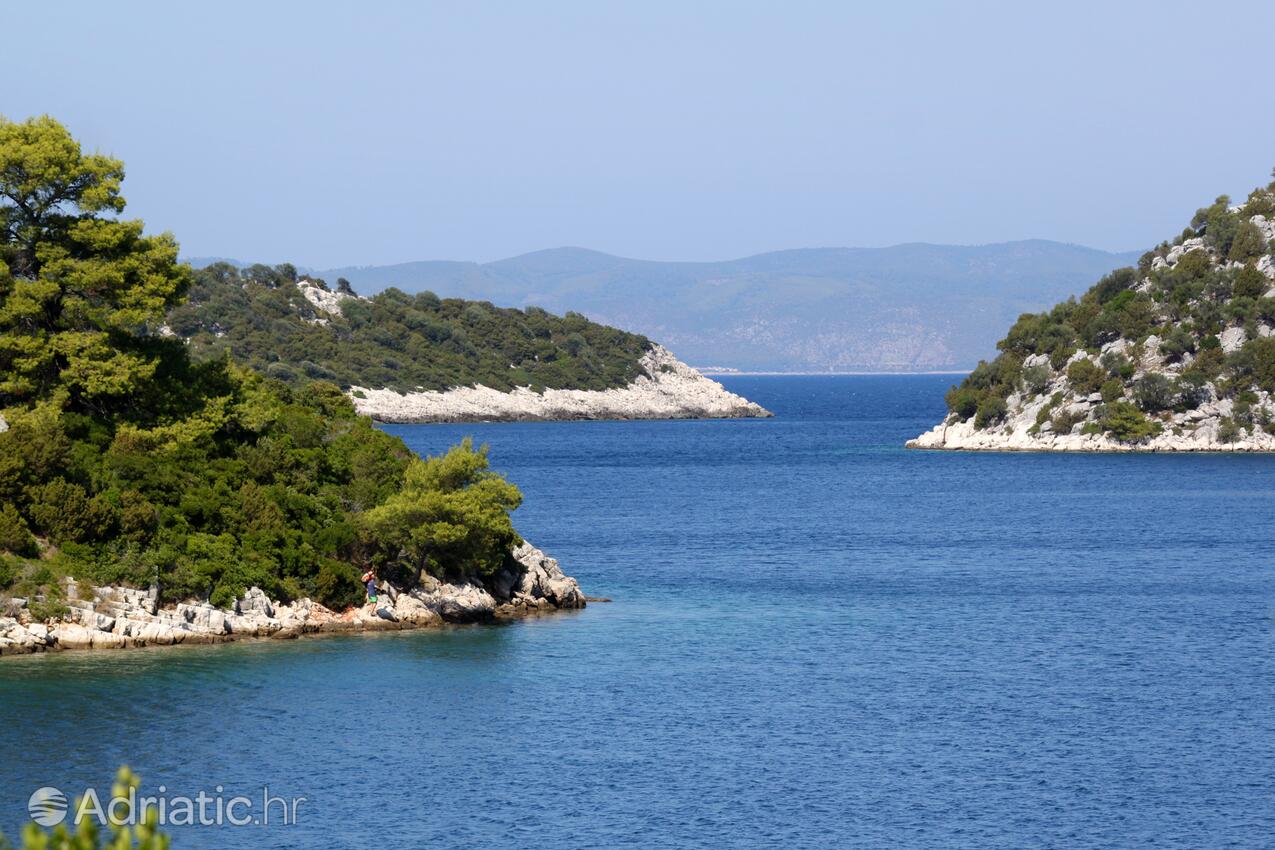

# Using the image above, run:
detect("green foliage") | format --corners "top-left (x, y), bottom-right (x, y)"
top-left (1242, 184), bottom-right (1275, 217)
top-left (1233, 264), bottom-right (1268, 299)
top-left (1229, 221), bottom-right (1267, 262)
top-left (1174, 249), bottom-right (1213, 281)
top-left (1050, 407), bottom-right (1086, 436)
top-left (948, 171), bottom-right (1275, 429)
top-left (944, 386), bottom-right (979, 420)
top-left (359, 438), bottom-right (522, 583)
top-left (1066, 358), bottom-right (1105, 395)
top-left (1099, 350), bottom-right (1135, 378)
top-left (1132, 373), bottom-right (1175, 412)
top-left (168, 265), bottom-right (652, 394)
top-left (0, 504), bottom-right (36, 556)
top-left (0, 118), bottom-right (531, 613)
top-left (1021, 364), bottom-right (1050, 394)
top-left (974, 396), bottom-right (1007, 429)
top-left (1217, 417), bottom-right (1241, 443)
top-left (1158, 327), bottom-right (1196, 363)
top-left (1194, 196), bottom-right (1241, 257)
top-left (1175, 371), bottom-right (1211, 409)
top-left (1099, 401), bottom-right (1162, 442)
top-left (0, 116), bottom-right (190, 408)
top-left (1232, 336), bottom-right (1275, 392)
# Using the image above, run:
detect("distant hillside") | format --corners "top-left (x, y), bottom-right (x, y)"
top-left (318, 241), bottom-right (1140, 372)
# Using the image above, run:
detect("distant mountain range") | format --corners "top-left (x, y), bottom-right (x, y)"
top-left (190, 241), bottom-right (1140, 371)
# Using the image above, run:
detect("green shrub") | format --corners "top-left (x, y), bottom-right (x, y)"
top-left (1234, 264), bottom-right (1268, 299)
top-left (1067, 358), bottom-right (1106, 395)
top-left (1021, 364), bottom-right (1050, 395)
top-left (1051, 408), bottom-right (1086, 435)
top-left (974, 396), bottom-right (1008, 429)
top-left (1049, 346), bottom-right (1077, 370)
top-left (1099, 378), bottom-right (1124, 402)
top-left (1175, 249), bottom-right (1213, 280)
top-left (1252, 336), bottom-right (1275, 391)
top-left (1100, 350), bottom-right (1135, 378)
top-left (1229, 221), bottom-right (1267, 262)
top-left (1243, 187), bottom-right (1275, 217)
top-left (945, 386), bottom-right (980, 420)
top-left (1091, 267), bottom-right (1139, 304)
top-left (1159, 327), bottom-right (1196, 362)
top-left (1175, 372), bottom-right (1211, 409)
top-left (1133, 373), bottom-right (1175, 412)
top-left (26, 599), bottom-right (70, 622)
top-left (1218, 417), bottom-right (1241, 443)
top-left (0, 504), bottom-right (37, 557)
top-left (314, 560), bottom-right (365, 610)
top-left (1100, 401), bottom-right (1162, 442)
top-left (26, 478), bottom-right (115, 545)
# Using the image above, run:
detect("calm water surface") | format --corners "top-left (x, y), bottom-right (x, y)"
top-left (2, 376), bottom-right (1274, 849)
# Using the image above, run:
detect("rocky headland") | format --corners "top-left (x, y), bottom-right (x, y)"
top-left (349, 343), bottom-right (771, 423)
top-left (909, 184), bottom-right (1275, 453)
top-left (0, 542), bottom-right (585, 657)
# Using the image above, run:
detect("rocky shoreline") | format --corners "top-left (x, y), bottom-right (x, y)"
top-left (909, 205), bottom-right (1275, 453)
top-left (908, 331), bottom-right (1275, 453)
top-left (908, 412), bottom-right (1275, 452)
top-left (0, 542), bottom-right (585, 657)
top-left (348, 344), bottom-right (771, 423)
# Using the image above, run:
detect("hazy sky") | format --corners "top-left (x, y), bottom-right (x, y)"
top-left (6, 1), bottom-right (1275, 267)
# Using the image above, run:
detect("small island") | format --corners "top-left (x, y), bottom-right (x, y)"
top-left (910, 174), bottom-right (1275, 452)
top-left (169, 262), bottom-right (771, 423)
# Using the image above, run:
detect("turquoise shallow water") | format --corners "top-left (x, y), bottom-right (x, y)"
top-left (3, 375), bottom-right (1275, 849)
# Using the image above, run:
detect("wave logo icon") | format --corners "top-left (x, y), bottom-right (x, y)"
top-left (28, 787), bottom-right (68, 827)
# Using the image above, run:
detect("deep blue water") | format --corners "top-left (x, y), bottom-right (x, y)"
top-left (3, 375), bottom-right (1275, 849)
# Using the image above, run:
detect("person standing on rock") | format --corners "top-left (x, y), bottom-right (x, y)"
top-left (362, 569), bottom-right (378, 606)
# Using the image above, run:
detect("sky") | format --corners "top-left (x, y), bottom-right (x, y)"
top-left (5, 0), bottom-right (1275, 267)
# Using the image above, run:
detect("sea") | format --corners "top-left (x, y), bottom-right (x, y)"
top-left (2, 375), bottom-right (1274, 849)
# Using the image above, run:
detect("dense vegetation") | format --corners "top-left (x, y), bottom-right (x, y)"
top-left (167, 263), bottom-right (652, 393)
top-left (0, 116), bottom-right (525, 616)
top-left (944, 173), bottom-right (1275, 443)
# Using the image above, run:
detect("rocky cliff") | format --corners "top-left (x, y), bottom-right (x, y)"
top-left (349, 343), bottom-right (771, 423)
top-left (0, 542), bottom-right (584, 656)
top-left (910, 182), bottom-right (1275, 452)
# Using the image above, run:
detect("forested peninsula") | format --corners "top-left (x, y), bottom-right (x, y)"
top-left (910, 171), bottom-right (1275, 452)
top-left (170, 261), bottom-right (769, 422)
top-left (0, 116), bottom-right (583, 656)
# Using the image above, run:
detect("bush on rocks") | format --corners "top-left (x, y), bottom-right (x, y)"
top-left (1100, 401), bottom-right (1162, 442)
top-left (974, 396), bottom-right (1008, 429)
top-left (1067, 359), bottom-right (1106, 395)
top-left (1133, 373), bottom-right (1176, 413)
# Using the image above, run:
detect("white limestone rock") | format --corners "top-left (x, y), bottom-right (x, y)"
top-left (348, 344), bottom-right (771, 423)
top-left (1220, 326), bottom-right (1247, 353)
top-left (296, 279), bottom-right (361, 316)
top-left (0, 539), bottom-right (586, 656)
